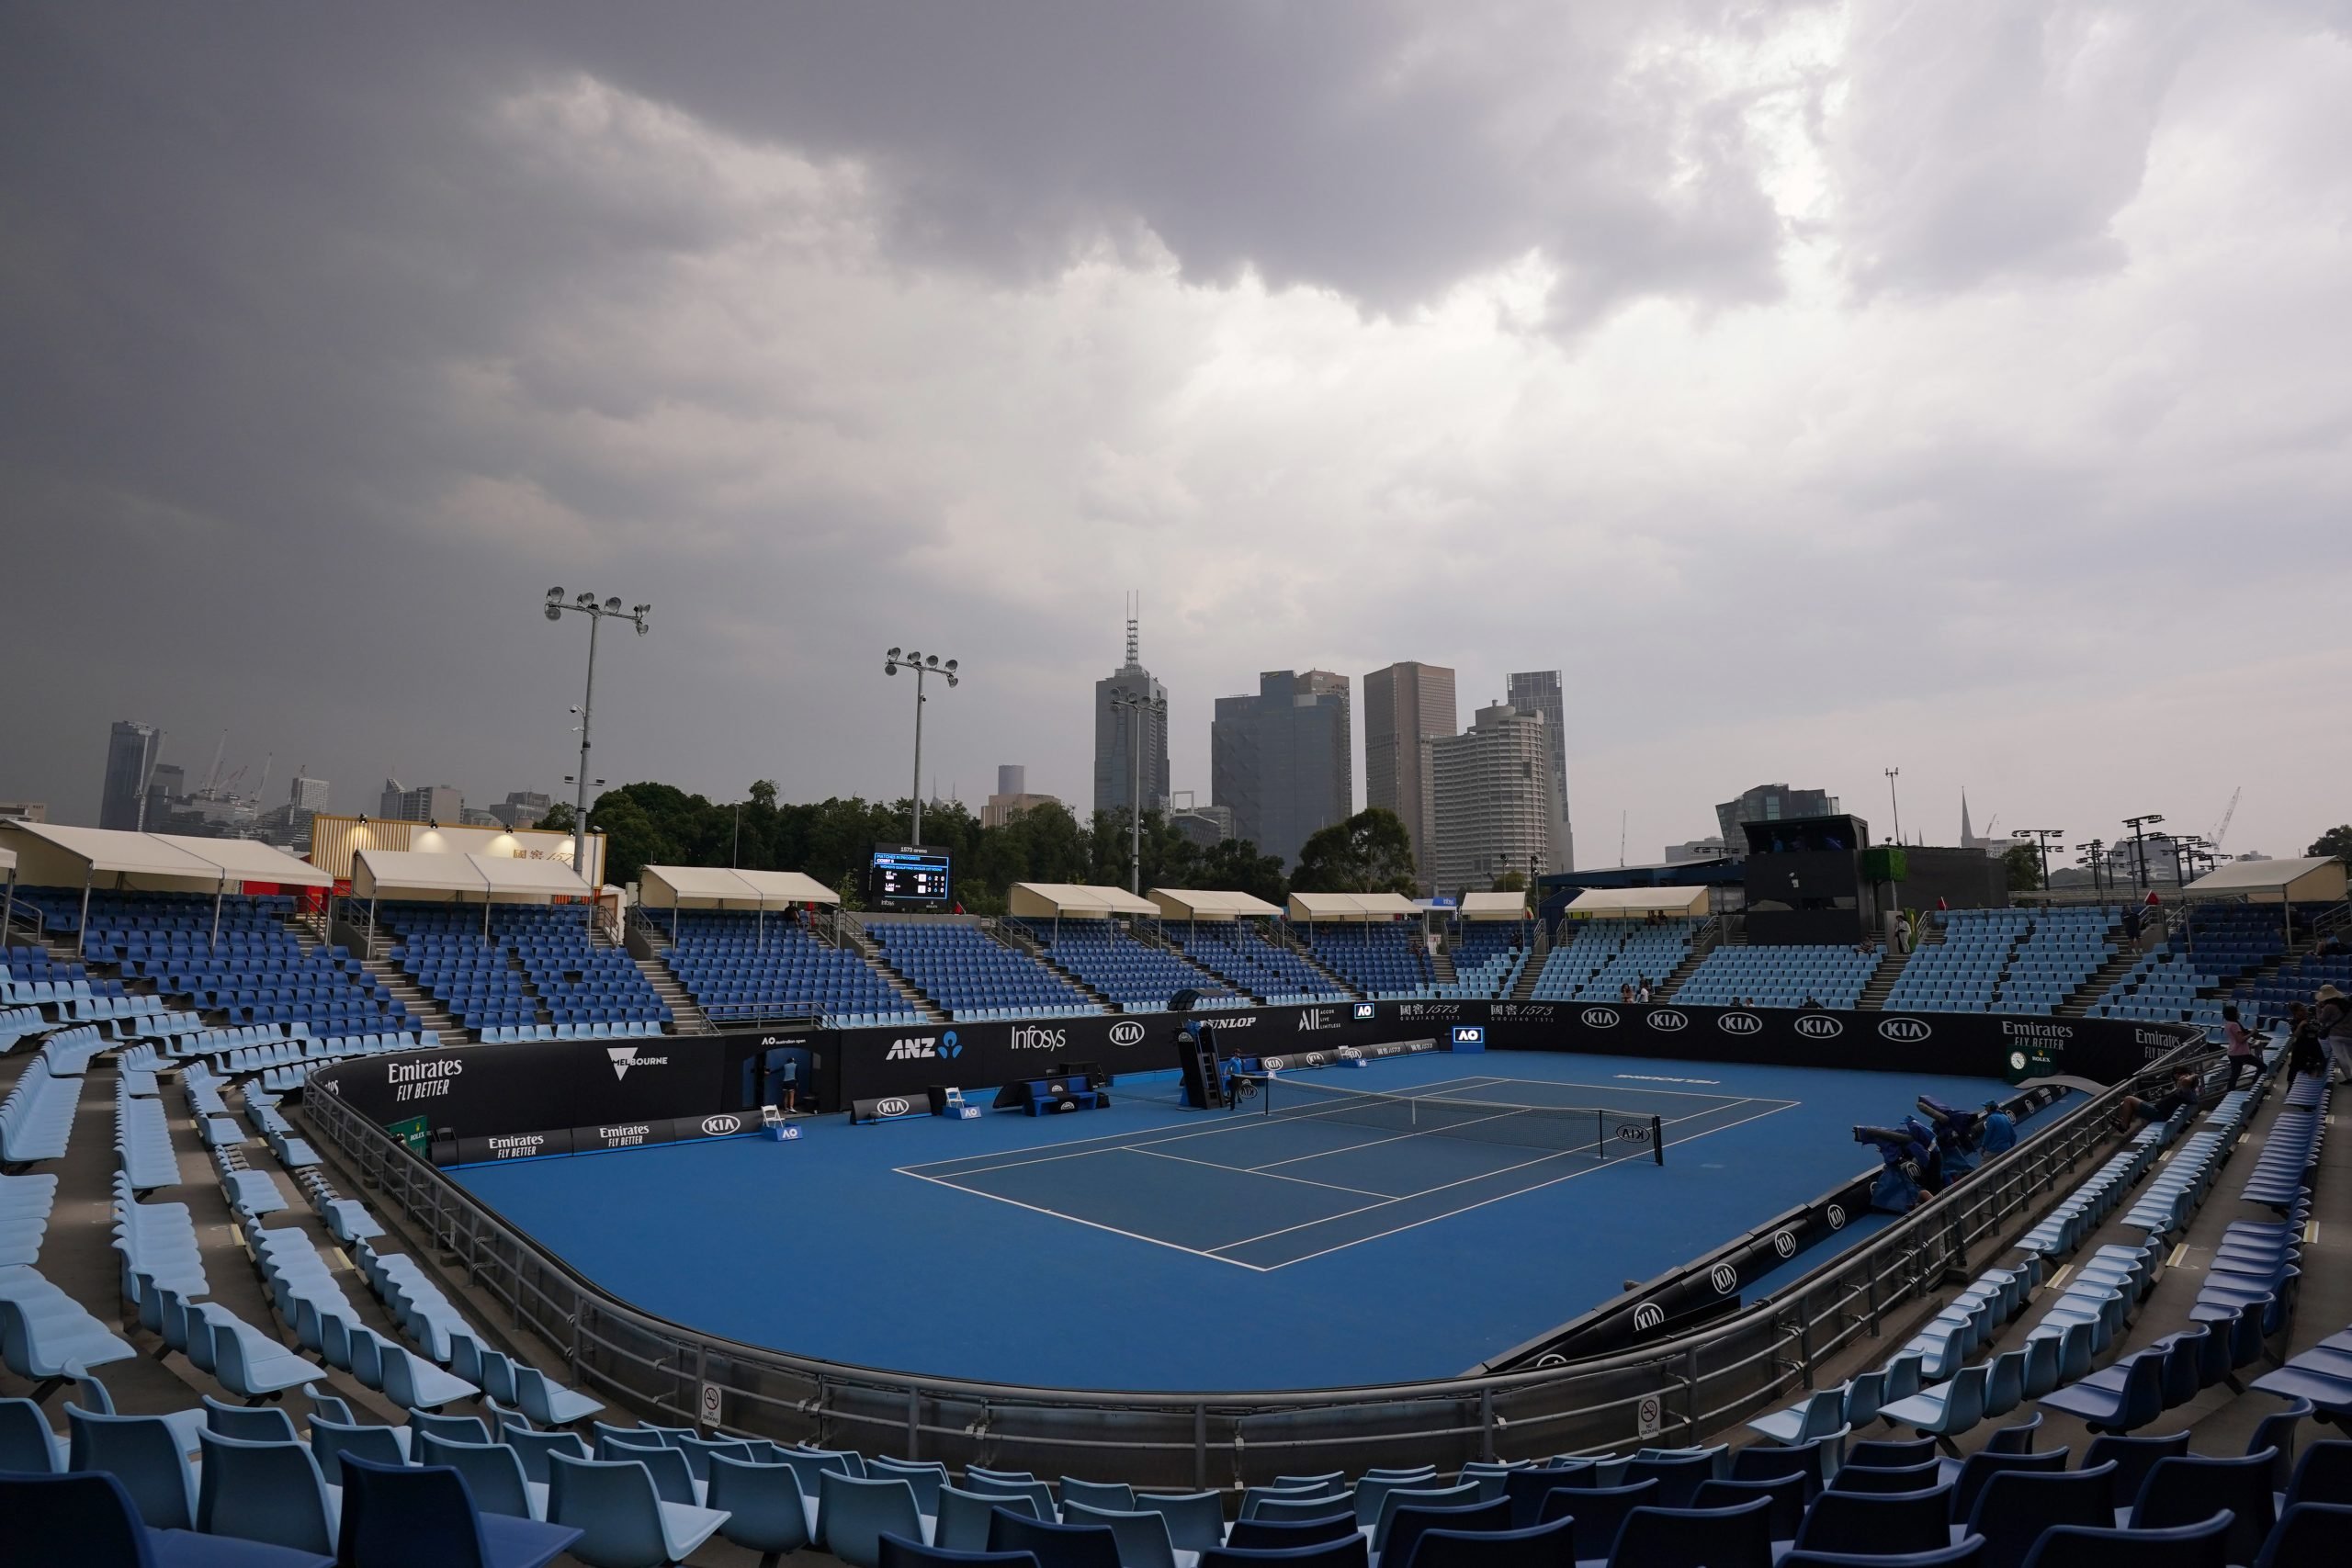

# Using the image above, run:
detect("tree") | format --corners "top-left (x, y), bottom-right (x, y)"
top-left (537, 802), bottom-right (575, 834)
top-left (2001, 842), bottom-right (2043, 892)
top-left (748, 779), bottom-right (778, 810)
top-left (1290, 808), bottom-right (1419, 896)
top-left (1198, 838), bottom-right (1288, 907)
top-left (1490, 869), bottom-right (1528, 893)
top-left (2307, 825), bottom-right (2352, 861)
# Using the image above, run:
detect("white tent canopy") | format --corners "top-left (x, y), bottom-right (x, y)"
top-left (1009, 883), bottom-right (1159, 919)
top-left (1149, 888), bottom-right (1283, 921)
top-left (152, 835), bottom-right (334, 888)
top-left (1561, 886), bottom-right (1712, 919)
top-left (1457, 891), bottom-right (1531, 921)
top-left (351, 849), bottom-right (591, 901)
top-left (639, 866), bottom-right (840, 908)
top-left (1286, 891), bottom-right (1419, 921)
top-left (2181, 856), bottom-right (2346, 904)
top-left (0, 821), bottom-right (334, 950)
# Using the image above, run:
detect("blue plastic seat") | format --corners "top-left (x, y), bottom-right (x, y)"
top-left (2016, 1509), bottom-right (2233, 1567)
top-left (1059, 1477), bottom-right (1139, 1513)
top-left (2257, 1501), bottom-right (2352, 1568)
top-left (988, 1507), bottom-right (1124, 1568)
top-left (308, 1417), bottom-right (411, 1484)
top-left (818, 1470), bottom-right (930, 1568)
top-left (546, 1450), bottom-right (728, 1568)
top-left (936, 1483), bottom-right (1041, 1551)
top-left (1847, 1438), bottom-right (1938, 1469)
top-left (1944, 1449), bottom-right (2067, 1525)
top-left (1827, 1460), bottom-right (1941, 1495)
top-left (2130, 1450), bottom-right (2277, 1565)
top-left (1959, 1462), bottom-right (2116, 1568)
top-left (1601, 1496), bottom-right (1774, 1568)
top-left (1501, 1466), bottom-right (1590, 1528)
top-left (196, 1429), bottom-right (341, 1555)
top-left (1690, 1475), bottom-right (1807, 1542)
top-left (66, 1404), bottom-right (198, 1530)
top-left (1793, 1485), bottom-right (1953, 1558)
top-left (1782, 1541), bottom-right (1984, 1567)
top-left (0, 1393), bottom-right (64, 1472)
top-left (0, 1467), bottom-right (335, 1568)
top-left (1381, 1495), bottom-right (1511, 1568)
top-left (1225, 1515), bottom-right (1360, 1551)
top-left (337, 1453), bottom-right (582, 1568)
top-left (707, 1452), bottom-right (812, 1568)
top-left (1535, 1478), bottom-right (1657, 1563)
top-left (512, 1364), bottom-right (603, 1427)
top-left (2081, 1432), bottom-right (2191, 1510)
top-left (415, 1432), bottom-right (541, 1520)
top-left (1059, 1501), bottom-right (1185, 1568)
top-left (1407, 1515), bottom-right (1577, 1568)
top-left (878, 1539), bottom-right (1041, 1568)
top-left (1199, 1540), bottom-right (1369, 1568)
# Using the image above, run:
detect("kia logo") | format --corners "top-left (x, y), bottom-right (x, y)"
top-left (1109, 1021), bottom-right (1147, 1047)
top-left (877, 1097), bottom-right (911, 1118)
top-left (1718, 1012), bottom-right (1761, 1035)
top-left (1709, 1263), bottom-right (1739, 1295)
top-left (1633, 1303), bottom-right (1666, 1332)
top-left (1770, 1229), bottom-right (1796, 1258)
top-left (701, 1115), bottom-right (742, 1136)
top-left (1534, 1352), bottom-right (1569, 1369)
top-left (1879, 1017), bottom-right (1931, 1043)
top-left (1306, 1053), bottom-right (1326, 1066)
top-left (1826, 1204), bottom-right (1848, 1230)
top-left (1793, 1014), bottom-right (1843, 1039)
top-left (1581, 1008), bottom-right (1620, 1028)
top-left (1648, 1010), bottom-right (1689, 1032)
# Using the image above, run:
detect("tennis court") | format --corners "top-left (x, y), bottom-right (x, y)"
top-left (899, 1072), bottom-right (1795, 1269)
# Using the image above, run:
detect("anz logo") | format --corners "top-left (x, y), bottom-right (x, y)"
top-left (1879, 1018), bottom-right (1932, 1043)
top-left (1632, 1302), bottom-right (1666, 1333)
top-left (1648, 1010), bottom-right (1690, 1032)
top-left (1717, 1012), bottom-right (1762, 1035)
top-left (1793, 1014), bottom-right (1844, 1040)
top-left (1581, 1008), bottom-right (1621, 1029)
top-left (884, 1032), bottom-right (962, 1061)
top-left (1108, 1021), bottom-right (1147, 1047)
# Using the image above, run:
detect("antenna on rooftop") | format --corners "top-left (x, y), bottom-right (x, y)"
top-left (1125, 590), bottom-right (1140, 667)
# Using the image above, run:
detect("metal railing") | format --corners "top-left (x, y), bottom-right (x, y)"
top-left (295, 1030), bottom-right (2192, 1489)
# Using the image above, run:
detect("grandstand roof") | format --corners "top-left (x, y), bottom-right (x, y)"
top-left (2181, 855), bottom-right (2346, 903)
top-left (1457, 891), bottom-right (1531, 920)
top-left (638, 865), bottom-right (840, 908)
top-left (0, 821), bottom-right (328, 887)
top-left (1148, 888), bottom-right (1283, 920)
top-left (1008, 882), bottom-right (1159, 918)
top-left (1286, 890), bottom-right (1419, 921)
top-left (351, 848), bottom-right (592, 901)
top-left (1561, 886), bottom-right (1710, 919)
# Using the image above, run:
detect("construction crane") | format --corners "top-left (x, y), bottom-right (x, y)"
top-left (2211, 786), bottom-right (2242, 851)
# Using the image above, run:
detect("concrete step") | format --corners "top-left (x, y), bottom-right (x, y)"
top-left (631, 952), bottom-right (714, 1034)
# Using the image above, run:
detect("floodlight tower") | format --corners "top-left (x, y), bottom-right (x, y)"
top-left (885, 649), bottom-right (959, 844)
top-left (2013, 828), bottom-right (2066, 891)
top-left (2122, 814), bottom-right (2165, 894)
top-left (543, 588), bottom-right (650, 886)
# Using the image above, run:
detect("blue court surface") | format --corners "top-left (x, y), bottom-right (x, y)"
top-left (453, 1050), bottom-right (2053, 1392)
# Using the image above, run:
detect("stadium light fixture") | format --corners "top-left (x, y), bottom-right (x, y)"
top-left (884, 648), bottom-right (960, 844)
top-left (1108, 685), bottom-right (1168, 894)
top-left (2013, 828), bottom-right (2066, 891)
top-left (2121, 814), bottom-right (2165, 894)
top-left (1883, 767), bottom-right (1902, 845)
top-left (542, 589), bottom-right (651, 885)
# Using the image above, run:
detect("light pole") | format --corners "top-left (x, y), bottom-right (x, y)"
top-left (1108, 686), bottom-right (1167, 895)
top-left (2076, 840), bottom-right (2107, 897)
top-left (884, 649), bottom-right (958, 844)
top-left (543, 588), bottom-right (650, 886)
top-left (2122, 813), bottom-right (2165, 894)
top-left (2014, 828), bottom-right (2066, 891)
top-left (1883, 768), bottom-right (1903, 845)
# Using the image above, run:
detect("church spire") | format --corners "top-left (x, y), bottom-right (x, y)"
top-left (1961, 789), bottom-right (1973, 846)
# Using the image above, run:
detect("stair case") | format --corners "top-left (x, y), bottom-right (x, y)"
top-left (837, 918), bottom-right (951, 1024)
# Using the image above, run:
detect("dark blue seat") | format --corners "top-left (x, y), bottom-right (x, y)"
top-left (2082, 1431), bottom-right (2191, 1511)
top-left (1984, 1416), bottom-right (2043, 1454)
top-left (1792, 1485), bottom-right (1953, 1558)
top-left (1622, 1451), bottom-right (1719, 1510)
top-left (1406, 1516), bottom-right (1577, 1568)
top-left (989, 1509), bottom-right (1126, 1568)
top-left (1600, 1497), bottom-right (1773, 1568)
top-left (2256, 1501), bottom-right (2352, 1568)
top-left (2280, 1439), bottom-right (2352, 1509)
top-left (1960, 1464), bottom-right (2117, 1568)
top-left (1727, 1437), bottom-right (1828, 1499)
top-left (878, 1539), bottom-right (1041, 1568)
top-left (1782, 1540), bottom-right (1984, 1567)
top-left (336, 1453), bottom-right (582, 1568)
top-left (1847, 1438), bottom-right (1939, 1468)
top-left (1198, 1540), bottom-right (1370, 1568)
top-left (1501, 1467), bottom-right (1589, 1528)
top-left (1225, 1515), bottom-right (1358, 1551)
top-left (1383, 1496), bottom-right (1511, 1568)
top-left (1535, 1478), bottom-right (1657, 1562)
top-left (2016, 1509), bottom-right (2233, 1568)
top-left (2041, 1351), bottom-right (2167, 1433)
top-left (1944, 1449), bottom-right (2067, 1525)
top-left (0, 1468), bottom-right (335, 1568)
top-left (2132, 1450), bottom-right (2277, 1566)
top-left (1827, 1460), bottom-right (1942, 1495)
top-left (1690, 1474), bottom-right (1807, 1541)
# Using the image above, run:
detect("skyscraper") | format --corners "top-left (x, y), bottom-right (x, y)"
top-left (1210, 670), bottom-right (1351, 868)
top-left (1507, 670), bottom-right (1573, 873)
top-left (378, 781), bottom-right (463, 824)
top-left (1431, 703), bottom-right (1552, 897)
top-left (290, 776), bottom-right (330, 814)
top-left (1714, 783), bottom-right (1841, 847)
top-left (1363, 662), bottom-right (1457, 886)
top-left (100, 721), bottom-right (162, 830)
top-left (1092, 599), bottom-right (1170, 821)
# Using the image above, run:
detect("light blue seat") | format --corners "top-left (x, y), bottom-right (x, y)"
top-left (1060, 1499), bottom-right (1183, 1568)
top-left (513, 1362), bottom-right (603, 1426)
top-left (64, 1403), bottom-right (197, 1530)
top-left (211, 1316), bottom-right (322, 1404)
top-left (708, 1450), bottom-right (814, 1567)
top-left (868, 1456), bottom-right (949, 1514)
top-left (309, 1416), bottom-right (413, 1483)
top-left (548, 1450), bottom-right (732, 1567)
top-left (1059, 1476), bottom-right (1138, 1514)
top-left (500, 1424), bottom-right (592, 1483)
top-left (380, 1343), bottom-right (478, 1411)
top-left (0, 1393), bottom-right (65, 1472)
top-left (1750, 1390), bottom-right (1848, 1447)
top-left (196, 1428), bottom-right (342, 1556)
top-left (819, 1469), bottom-right (931, 1568)
top-left (935, 1483), bottom-right (1035, 1551)
top-left (1880, 1363), bottom-right (1990, 1450)
top-left (417, 1430), bottom-right (546, 1520)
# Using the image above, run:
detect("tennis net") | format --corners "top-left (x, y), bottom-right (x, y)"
top-left (1238, 1074), bottom-right (1665, 1164)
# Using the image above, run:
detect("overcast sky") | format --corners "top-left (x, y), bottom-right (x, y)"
top-left (3, 2), bottom-right (2346, 866)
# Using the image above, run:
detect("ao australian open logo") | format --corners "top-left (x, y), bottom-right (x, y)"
top-left (876, 1097), bottom-right (911, 1119)
top-left (1581, 1007), bottom-right (1621, 1029)
top-left (1709, 1263), bottom-right (1739, 1295)
top-left (1632, 1302), bottom-right (1666, 1333)
top-left (1770, 1228), bottom-right (1797, 1259)
top-left (1108, 1021), bottom-right (1147, 1048)
top-left (1793, 1014), bottom-right (1843, 1040)
top-left (1825, 1203), bottom-right (1848, 1230)
top-left (1648, 1010), bottom-right (1689, 1032)
top-left (1718, 1012), bottom-right (1761, 1036)
top-left (1879, 1018), bottom-right (1931, 1043)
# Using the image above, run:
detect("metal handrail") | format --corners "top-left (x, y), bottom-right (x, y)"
top-left (296, 1032), bottom-right (2191, 1487)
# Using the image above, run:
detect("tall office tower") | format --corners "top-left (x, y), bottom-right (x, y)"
top-left (146, 763), bottom-right (187, 822)
top-left (100, 721), bottom-right (163, 829)
top-left (1210, 670), bottom-right (1351, 868)
top-left (290, 776), bottom-right (331, 814)
top-left (378, 781), bottom-right (463, 823)
top-left (997, 765), bottom-right (1026, 797)
top-left (1092, 600), bottom-right (1170, 820)
top-left (1363, 662), bottom-right (1457, 886)
top-left (1714, 783), bottom-right (1842, 847)
top-left (1430, 703), bottom-right (1552, 897)
top-left (1506, 670), bottom-right (1573, 873)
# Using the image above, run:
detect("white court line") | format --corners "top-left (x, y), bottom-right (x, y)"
top-left (1246, 1092), bottom-right (1794, 1176)
top-left (1125, 1145), bottom-right (1392, 1199)
top-left (1245, 1100), bottom-right (1806, 1269)
top-left (1422, 1078), bottom-right (1762, 1103)
top-left (895, 1167), bottom-right (1272, 1272)
top-left (894, 1075), bottom-right (1510, 1181)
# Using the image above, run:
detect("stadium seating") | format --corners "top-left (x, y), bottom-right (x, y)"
top-left (1528, 919), bottom-right (1701, 1002)
top-left (1306, 924), bottom-right (1436, 998)
top-left (2094, 905), bottom-right (2290, 1030)
top-left (663, 910), bottom-right (922, 1027)
top-left (866, 920), bottom-right (1102, 1021)
top-left (2235, 951), bottom-right (2352, 1026)
top-left (1433, 922), bottom-right (1532, 1000)
top-left (1176, 922), bottom-right (1350, 1004)
top-left (1886, 908), bottom-right (2120, 1016)
top-left (1676, 944), bottom-right (1879, 1010)
top-left (1021, 920), bottom-right (1249, 1012)
top-left (381, 903), bottom-right (670, 1041)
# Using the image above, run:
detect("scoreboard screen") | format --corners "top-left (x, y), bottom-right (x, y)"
top-left (869, 844), bottom-right (952, 908)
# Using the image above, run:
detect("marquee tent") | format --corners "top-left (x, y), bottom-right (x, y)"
top-left (638, 866), bottom-right (840, 908)
top-left (1286, 891), bottom-right (1419, 922)
top-left (0, 821), bottom-right (330, 950)
top-left (1561, 886), bottom-right (1712, 920)
top-left (1008, 883), bottom-right (1159, 919)
top-left (1148, 888), bottom-right (1284, 922)
top-left (2180, 855), bottom-right (2348, 948)
top-left (1457, 891), bottom-right (1532, 921)
top-left (350, 848), bottom-right (594, 946)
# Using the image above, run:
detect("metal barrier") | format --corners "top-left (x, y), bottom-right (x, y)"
top-left (296, 1039), bottom-right (2188, 1488)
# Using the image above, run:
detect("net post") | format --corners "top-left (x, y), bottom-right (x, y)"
top-left (1652, 1113), bottom-right (1665, 1165)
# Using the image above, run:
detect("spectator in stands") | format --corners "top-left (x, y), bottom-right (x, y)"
top-left (1635, 977), bottom-right (1653, 1002)
top-left (1894, 914), bottom-right (1913, 953)
top-left (2122, 904), bottom-right (2143, 943)
top-left (1620, 982), bottom-right (1636, 1003)
top-left (2221, 1004), bottom-right (2262, 1090)
top-left (2319, 984), bottom-right (2352, 1083)
top-left (1801, 994), bottom-right (1822, 1010)
top-left (2116, 1066), bottom-right (2202, 1132)
top-left (2285, 1002), bottom-right (2325, 1084)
